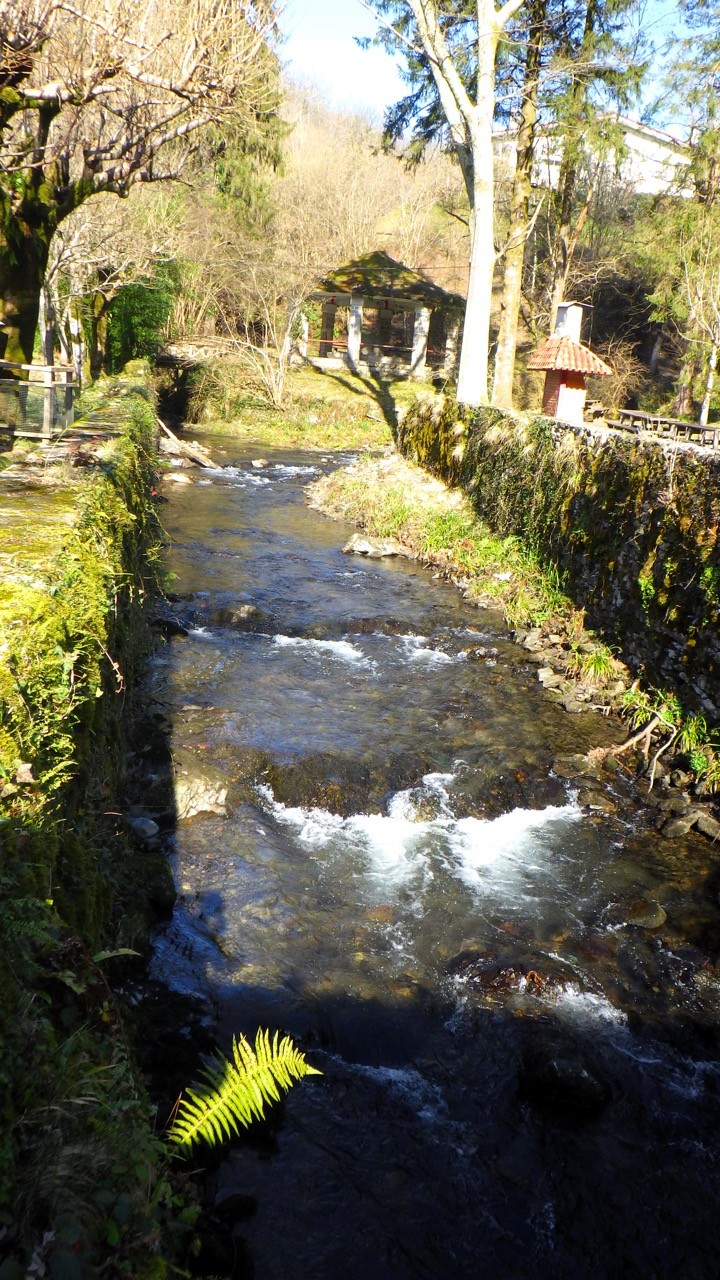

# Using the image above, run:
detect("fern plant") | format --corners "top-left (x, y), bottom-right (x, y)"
top-left (168, 1029), bottom-right (321, 1153)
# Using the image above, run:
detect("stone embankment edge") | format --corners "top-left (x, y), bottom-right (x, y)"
top-left (398, 398), bottom-right (720, 722)
top-left (0, 366), bottom-right (189, 1277)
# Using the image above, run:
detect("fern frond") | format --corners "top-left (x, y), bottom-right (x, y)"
top-left (168, 1029), bottom-right (321, 1152)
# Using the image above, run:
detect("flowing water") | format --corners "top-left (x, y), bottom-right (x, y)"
top-left (148, 440), bottom-right (720, 1279)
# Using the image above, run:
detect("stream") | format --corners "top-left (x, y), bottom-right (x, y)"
top-left (146, 439), bottom-right (720, 1279)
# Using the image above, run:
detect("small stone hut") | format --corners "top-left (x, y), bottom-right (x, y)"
top-left (305, 251), bottom-right (465, 379)
top-left (527, 302), bottom-right (612, 426)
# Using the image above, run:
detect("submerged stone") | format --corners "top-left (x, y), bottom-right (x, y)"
top-left (519, 1036), bottom-right (611, 1117)
top-left (696, 811), bottom-right (720, 841)
top-left (173, 748), bottom-right (231, 820)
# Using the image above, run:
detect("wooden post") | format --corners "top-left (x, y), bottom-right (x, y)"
top-left (42, 366), bottom-right (54, 440)
top-left (66, 372), bottom-right (73, 427)
top-left (410, 306), bottom-right (431, 379)
top-left (319, 301), bottom-right (335, 358)
top-left (347, 297), bottom-right (363, 372)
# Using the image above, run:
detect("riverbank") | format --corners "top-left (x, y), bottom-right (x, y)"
top-left (308, 449), bottom-right (720, 842)
top-left (0, 367), bottom-right (188, 1279)
top-left (181, 363), bottom-right (397, 450)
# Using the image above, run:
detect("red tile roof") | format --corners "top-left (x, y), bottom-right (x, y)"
top-left (527, 336), bottom-right (613, 376)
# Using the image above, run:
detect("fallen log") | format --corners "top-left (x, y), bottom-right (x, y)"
top-left (157, 417), bottom-right (217, 469)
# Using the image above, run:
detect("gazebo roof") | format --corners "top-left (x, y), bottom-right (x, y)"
top-left (527, 335), bottom-right (613, 376)
top-left (316, 250), bottom-right (464, 311)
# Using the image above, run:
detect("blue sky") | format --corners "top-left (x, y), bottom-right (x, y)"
top-left (281, 0), bottom-right (406, 117)
top-left (281, 0), bottom-right (685, 128)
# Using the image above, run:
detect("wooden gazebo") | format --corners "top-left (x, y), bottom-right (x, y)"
top-left (304, 251), bottom-right (465, 380)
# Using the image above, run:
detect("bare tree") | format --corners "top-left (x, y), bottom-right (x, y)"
top-left (682, 219), bottom-right (720, 424)
top-left (41, 187), bottom-right (182, 376)
top-left (0, 0), bottom-right (278, 365)
top-left (365, 0), bottom-right (526, 407)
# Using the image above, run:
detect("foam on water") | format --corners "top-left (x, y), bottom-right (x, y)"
top-left (450, 802), bottom-right (582, 892)
top-left (399, 634), bottom-right (460, 666)
top-left (272, 635), bottom-right (373, 667)
top-left (542, 981), bottom-right (628, 1027)
top-left (258, 778), bottom-right (582, 896)
top-left (269, 463), bottom-right (319, 477)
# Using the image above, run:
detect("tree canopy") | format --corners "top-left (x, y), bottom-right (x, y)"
top-left (0, 0), bottom-right (280, 362)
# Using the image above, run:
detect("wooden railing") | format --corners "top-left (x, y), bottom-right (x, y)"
top-left (0, 361), bottom-right (78, 439)
top-left (601, 406), bottom-right (720, 450)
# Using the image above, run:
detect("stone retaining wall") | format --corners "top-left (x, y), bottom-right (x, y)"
top-left (398, 398), bottom-right (720, 720)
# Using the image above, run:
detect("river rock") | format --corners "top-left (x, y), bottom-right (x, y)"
top-left (605, 897), bottom-right (667, 929)
top-left (149, 614), bottom-right (189, 638)
top-left (662, 812), bottom-right (701, 838)
top-left (577, 788), bottom-right (618, 814)
top-left (696, 810), bottom-right (720, 840)
top-left (173, 749), bottom-right (231, 820)
top-left (126, 815), bottom-right (160, 843)
top-left (519, 1035), bottom-right (611, 1117)
top-left (537, 667), bottom-right (563, 689)
top-left (553, 754), bottom-right (601, 779)
top-left (625, 898), bottom-right (668, 929)
top-left (562, 695), bottom-right (587, 714)
top-left (342, 533), bottom-right (406, 558)
top-left (166, 471), bottom-right (193, 485)
top-left (210, 603), bottom-right (272, 632)
top-left (658, 793), bottom-right (691, 814)
top-left (522, 628), bottom-right (544, 652)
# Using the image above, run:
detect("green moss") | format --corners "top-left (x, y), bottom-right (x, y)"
top-left (0, 370), bottom-right (180, 1275)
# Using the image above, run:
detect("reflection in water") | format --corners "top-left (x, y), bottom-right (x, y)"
top-left (149, 442), bottom-right (720, 1279)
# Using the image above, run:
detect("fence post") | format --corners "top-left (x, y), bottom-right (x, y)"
top-left (64, 370), bottom-right (74, 428)
top-left (42, 366), bottom-right (54, 439)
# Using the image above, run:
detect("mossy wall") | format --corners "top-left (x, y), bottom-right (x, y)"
top-left (0, 368), bottom-right (176, 1276)
top-left (399, 399), bottom-right (720, 718)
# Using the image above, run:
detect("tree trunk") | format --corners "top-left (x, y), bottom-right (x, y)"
top-left (673, 349), bottom-right (697, 416)
top-left (648, 330), bottom-right (664, 375)
top-left (548, 168), bottom-right (597, 329)
top-left (69, 303), bottom-right (85, 384)
top-left (491, 0), bottom-right (545, 408)
top-left (700, 338), bottom-right (718, 425)
top-left (0, 226), bottom-right (50, 367)
top-left (90, 296), bottom-right (110, 380)
top-left (456, 36), bottom-right (498, 408)
top-left (39, 284), bottom-right (56, 365)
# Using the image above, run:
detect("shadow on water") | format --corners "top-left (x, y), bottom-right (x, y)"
top-left (126, 439), bottom-right (720, 1280)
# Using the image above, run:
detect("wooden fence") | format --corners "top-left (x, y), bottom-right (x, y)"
top-left (0, 361), bottom-right (78, 439)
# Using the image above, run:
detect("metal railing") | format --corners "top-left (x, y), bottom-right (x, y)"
top-left (0, 361), bottom-right (79, 438)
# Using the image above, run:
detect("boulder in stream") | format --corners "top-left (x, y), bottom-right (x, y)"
top-left (342, 533), bottom-right (407, 558)
top-left (173, 748), bottom-right (231, 820)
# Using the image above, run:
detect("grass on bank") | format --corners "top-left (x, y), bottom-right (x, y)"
top-left (184, 361), bottom-right (410, 450)
top-left (309, 453), bottom-right (575, 629)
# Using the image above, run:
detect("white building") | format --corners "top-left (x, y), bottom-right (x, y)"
top-left (495, 115), bottom-right (692, 197)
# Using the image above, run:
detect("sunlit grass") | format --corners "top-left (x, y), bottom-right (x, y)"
top-left (309, 456), bottom-right (575, 629)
